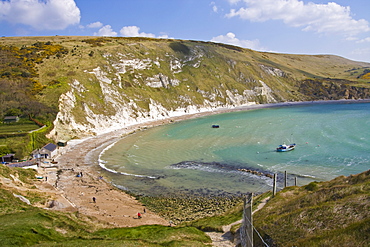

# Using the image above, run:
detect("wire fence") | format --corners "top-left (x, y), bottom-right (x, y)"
top-left (240, 193), bottom-right (271, 247)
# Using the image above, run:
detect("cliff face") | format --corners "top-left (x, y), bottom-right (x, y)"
top-left (2, 37), bottom-right (368, 141)
top-left (298, 78), bottom-right (370, 100)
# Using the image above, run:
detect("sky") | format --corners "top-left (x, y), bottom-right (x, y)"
top-left (1, 0), bottom-right (370, 63)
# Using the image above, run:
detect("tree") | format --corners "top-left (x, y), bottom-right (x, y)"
top-left (6, 108), bottom-right (22, 116)
top-left (0, 146), bottom-right (13, 157)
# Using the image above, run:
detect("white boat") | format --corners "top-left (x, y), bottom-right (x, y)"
top-left (276, 143), bottom-right (296, 152)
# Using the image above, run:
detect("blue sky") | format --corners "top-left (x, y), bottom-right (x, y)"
top-left (1, 0), bottom-right (370, 63)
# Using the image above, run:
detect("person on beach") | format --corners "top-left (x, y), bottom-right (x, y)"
top-left (138, 212), bottom-right (141, 219)
top-left (92, 197), bottom-right (96, 203)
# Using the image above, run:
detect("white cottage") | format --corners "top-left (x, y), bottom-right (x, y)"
top-left (33, 143), bottom-right (58, 159)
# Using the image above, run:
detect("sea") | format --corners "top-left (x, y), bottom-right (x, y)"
top-left (99, 101), bottom-right (370, 197)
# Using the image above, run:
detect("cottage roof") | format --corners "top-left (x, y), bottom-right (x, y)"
top-left (8, 161), bottom-right (35, 168)
top-left (2, 154), bottom-right (15, 158)
top-left (4, 116), bottom-right (18, 120)
top-left (43, 143), bottom-right (57, 152)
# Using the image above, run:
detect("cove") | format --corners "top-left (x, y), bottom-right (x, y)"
top-left (100, 101), bottom-right (370, 197)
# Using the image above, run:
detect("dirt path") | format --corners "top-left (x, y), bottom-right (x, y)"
top-left (206, 197), bottom-right (270, 246)
top-left (205, 219), bottom-right (243, 247)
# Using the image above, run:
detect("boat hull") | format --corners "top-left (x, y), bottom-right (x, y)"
top-left (276, 144), bottom-right (296, 152)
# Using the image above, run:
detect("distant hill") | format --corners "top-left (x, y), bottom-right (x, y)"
top-left (0, 36), bottom-right (369, 157)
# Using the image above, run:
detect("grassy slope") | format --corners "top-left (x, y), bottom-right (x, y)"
top-left (0, 208), bottom-right (210, 247)
top-left (2, 36), bottom-right (369, 108)
top-left (253, 170), bottom-right (370, 246)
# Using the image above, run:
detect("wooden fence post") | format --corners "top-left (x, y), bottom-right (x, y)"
top-left (245, 193), bottom-right (253, 247)
top-left (240, 193), bottom-right (254, 247)
top-left (284, 171), bottom-right (287, 188)
top-left (273, 173), bottom-right (277, 197)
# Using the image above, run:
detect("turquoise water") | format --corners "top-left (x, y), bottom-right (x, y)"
top-left (100, 102), bottom-right (370, 196)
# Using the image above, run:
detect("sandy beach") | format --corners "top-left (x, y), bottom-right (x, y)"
top-left (43, 107), bottom-right (237, 227)
top-left (38, 99), bottom-right (370, 228)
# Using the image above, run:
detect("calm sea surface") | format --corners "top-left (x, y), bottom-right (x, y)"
top-left (99, 102), bottom-right (370, 196)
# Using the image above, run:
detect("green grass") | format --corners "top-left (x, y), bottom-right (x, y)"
top-left (292, 218), bottom-right (370, 247)
top-left (93, 225), bottom-right (211, 246)
top-left (0, 209), bottom-right (89, 246)
top-left (180, 202), bottom-right (244, 232)
top-left (0, 119), bottom-right (50, 158)
top-left (1, 164), bottom-right (35, 180)
top-left (140, 195), bottom-right (243, 225)
top-left (0, 207), bottom-right (211, 247)
top-left (0, 122), bottom-right (40, 134)
top-left (0, 122), bottom-right (53, 159)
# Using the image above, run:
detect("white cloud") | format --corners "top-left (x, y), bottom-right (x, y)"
top-left (87, 21), bottom-right (103, 29)
top-left (91, 24), bottom-right (169, 38)
top-left (212, 5), bottom-right (218, 13)
top-left (120, 26), bottom-right (155, 38)
top-left (119, 25), bottom-right (170, 39)
top-left (226, 0), bottom-right (370, 37)
top-left (157, 33), bottom-right (170, 39)
top-left (210, 2), bottom-right (218, 13)
top-left (357, 37), bottom-right (370, 43)
top-left (227, 0), bottom-right (241, 4)
top-left (94, 25), bottom-right (117, 37)
top-left (0, 0), bottom-right (80, 30)
top-left (211, 32), bottom-right (263, 50)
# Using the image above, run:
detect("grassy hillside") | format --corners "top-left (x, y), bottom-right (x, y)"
top-left (0, 36), bottom-right (369, 158)
top-left (253, 169), bottom-right (370, 246)
top-left (1, 36), bottom-right (369, 116)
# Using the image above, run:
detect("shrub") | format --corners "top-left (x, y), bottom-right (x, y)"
top-left (304, 182), bottom-right (319, 191)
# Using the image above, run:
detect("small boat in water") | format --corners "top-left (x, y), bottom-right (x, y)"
top-left (212, 125), bottom-right (220, 128)
top-left (276, 143), bottom-right (296, 152)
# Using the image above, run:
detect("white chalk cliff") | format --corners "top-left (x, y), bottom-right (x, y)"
top-left (45, 40), bottom-right (309, 141)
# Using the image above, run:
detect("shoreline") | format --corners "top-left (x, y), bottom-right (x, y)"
top-left (49, 99), bottom-right (370, 227)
